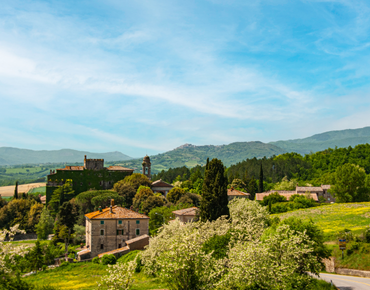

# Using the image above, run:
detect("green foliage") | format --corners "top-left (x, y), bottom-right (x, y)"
top-left (200, 158), bottom-right (229, 222)
top-left (30, 240), bottom-right (44, 273)
top-left (141, 196), bottom-right (165, 214)
top-left (122, 173), bottom-right (151, 190)
top-left (92, 257), bottom-right (100, 264)
top-left (273, 176), bottom-right (297, 191)
top-left (258, 164), bottom-right (264, 193)
top-left (202, 232), bottom-right (231, 259)
top-left (332, 163), bottom-right (369, 202)
top-left (167, 187), bottom-right (185, 204)
top-left (0, 198), bottom-right (37, 231)
top-left (14, 180), bottom-right (18, 199)
top-left (279, 217), bottom-right (330, 271)
top-left (261, 192), bottom-right (287, 206)
top-left (75, 190), bottom-right (112, 213)
top-left (113, 182), bottom-right (136, 207)
top-left (117, 250), bottom-right (141, 265)
top-left (101, 254), bottom-right (117, 265)
top-left (49, 181), bottom-right (74, 216)
top-left (35, 207), bottom-right (54, 240)
top-left (132, 187), bottom-right (154, 211)
top-left (91, 192), bottom-right (125, 208)
top-left (148, 206), bottom-right (176, 236)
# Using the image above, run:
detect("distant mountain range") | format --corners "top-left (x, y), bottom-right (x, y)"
top-left (0, 148), bottom-right (132, 166)
top-left (117, 126), bottom-right (370, 172)
top-left (1, 126), bottom-right (370, 170)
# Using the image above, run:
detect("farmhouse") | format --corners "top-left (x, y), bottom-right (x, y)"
top-left (46, 155), bottom-right (134, 203)
top-left (227, 187), bottom-right (251, 201)
top-left (256, 184), bottom-right (334, 202)
top-left (172, 207), bottom-right (198, 223)
top-left (78, 199), bottom-right (149, 260)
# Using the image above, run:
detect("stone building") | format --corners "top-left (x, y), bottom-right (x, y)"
top-left (227, 188), bottom-right (251, 201)
top-left (46, 155), bottom-right (134, 203)
top-left (151, 179), bottom-right (174, 197)
top-left (255, 184), bottom-right (334, 203)
top-left (81, 200), bottom-right (149, 259)
top-left (172, 207), bottom-right (198, 223)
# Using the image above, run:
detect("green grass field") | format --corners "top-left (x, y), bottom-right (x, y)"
top-left (24, 262), bottom-right (167, 290)
top-left (275, 202), bottom-right (370, 240)
top-left (28, 186), bottom-right (46, 194)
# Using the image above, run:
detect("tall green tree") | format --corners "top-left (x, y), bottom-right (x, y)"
top-left (49, 180), bottom-right (74, 216)
top-left (200, 158), bottom-right (229, 222)
top-left (332, 163), bottom-right (369, 202)
top-left (248, 177), bottom-right (257, 200)
top-left (35, 207), bottom-right (54, 240)
top-left (258, 164), bottom-right (264, 193)
top-left (30, 240), bottom-right (43, 273)
top-left (14, 181), bottom-right (18, 199)
top-left (58, 201), bottom-right (78, 258)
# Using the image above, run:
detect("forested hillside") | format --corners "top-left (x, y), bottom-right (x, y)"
top-left (153, 144), bottom-right (370, 186)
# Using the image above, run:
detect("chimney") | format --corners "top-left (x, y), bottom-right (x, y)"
top-left (110, 205), bottom-right (113, 213)
top-left (98, 206), bottom-right (102, 212)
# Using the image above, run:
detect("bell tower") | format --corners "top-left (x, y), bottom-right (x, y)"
top-left (142, 155), bottom-right (151, 180)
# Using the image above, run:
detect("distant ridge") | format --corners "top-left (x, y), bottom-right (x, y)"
top-left (119, 126), bottom-right (370, 172)
top-left (270, 126), bottom-right (370, 154)
top-left (0, 147), bottom-right (132, 166)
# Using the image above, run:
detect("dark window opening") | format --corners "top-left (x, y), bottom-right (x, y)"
top-left (118, 244), bottom-right (121, 248)
top-left (100, 229), bottom-right (104, 235)
top-left (100, 244), bottom-right (104, 249)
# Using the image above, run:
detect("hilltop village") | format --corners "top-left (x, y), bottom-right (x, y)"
top-left (2, 144), bottom-right (370, 289)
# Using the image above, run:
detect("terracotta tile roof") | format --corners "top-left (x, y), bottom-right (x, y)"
top-left (106, 166), bottom-right (134, 172)
top-left (98, 246), bottom-right (130, 258)
top-left (256, 192), bottom-right (318, 201)
top-left (296, 186), bottom-right (323, 192)
top-left (126, 234), bottom-right (149, 245)
top-left (172, 207), bottom-right (198, 216)
top-left (321, 185), bottom-right (331, 190)
top-left (227, 188), bottom-right (250, 197)
top-left (151, 179), bottom-right (174, 188)
top-left (85, 206), bottom-right (149, 220)
top-left (58, 166), bottom-right (84, 171)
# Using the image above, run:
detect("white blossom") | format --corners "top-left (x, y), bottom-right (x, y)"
top-left (0, 224), bottom-right (30, 274)
top-left (98, 259), bottom-right (136, 290)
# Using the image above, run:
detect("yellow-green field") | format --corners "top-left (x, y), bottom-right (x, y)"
top-left (25, 262), bottom-right (167, 290)
top-left (276, 202), bottom-right (370, 240)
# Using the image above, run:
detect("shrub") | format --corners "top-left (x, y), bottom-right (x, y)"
top-left (92, 256), bottom-right (100, 264)
top-left (60, 261), bottom-right (69, 267)
top-left (365, 227), bottom-right (370, 243)
top-left (101, 254), bottom-right (116, 265)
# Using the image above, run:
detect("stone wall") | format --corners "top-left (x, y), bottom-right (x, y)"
top-left (336, 268), bottom-right (370, 278)
top-left (323, 257), bottom-right (335, 273)
top-left (87, 218), bottom-right (149, 258)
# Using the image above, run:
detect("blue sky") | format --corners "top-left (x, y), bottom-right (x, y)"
top-left (1, 0), bottom-right (370, 157)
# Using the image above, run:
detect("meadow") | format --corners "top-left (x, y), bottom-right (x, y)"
top-left (275, 202), bottom-right (370, 240)
top-left (24, 262), bottom-right (167, 290)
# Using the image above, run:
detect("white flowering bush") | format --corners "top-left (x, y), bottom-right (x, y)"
top-left (0, 224), bottom-right (30, 274)
top-left (141, 199), bottom-right (323, 290)
top-left (98, 259), bottom-right (136, 290)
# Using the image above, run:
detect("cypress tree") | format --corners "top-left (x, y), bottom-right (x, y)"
top-left (200, 158), bottom-right (229, 222)
top-left (258, 164), bottom-right (264, 193)
top-left (14, 181), bottom-right (18, 199)
top-left (248, 177), bottom-right (257, 200)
